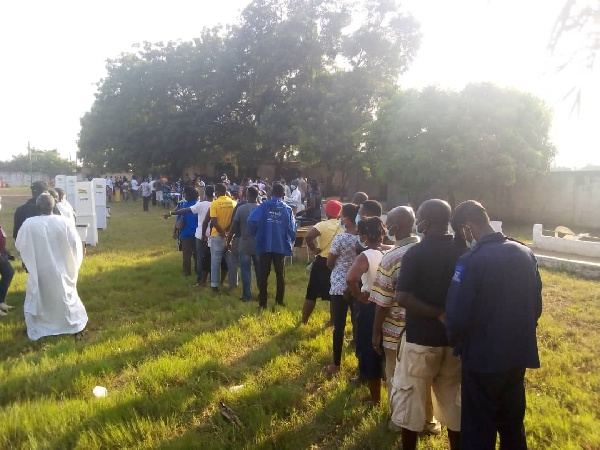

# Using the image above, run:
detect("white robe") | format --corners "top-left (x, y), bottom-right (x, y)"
top-left (15, 215), bottom-right (87, 341)
top-left (56, 200), bottom-right (75, 221)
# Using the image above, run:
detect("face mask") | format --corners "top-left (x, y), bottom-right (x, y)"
top-left (413, 221), bottom-right (425, 239)
top-left (355, 215), bottom-right (361, 226)
top-left (358, 238), bottom-right (367, 248)
top-left (463, 225), bottom-right (477, 249)
top-left (385, 225), bottom-right (396, 242)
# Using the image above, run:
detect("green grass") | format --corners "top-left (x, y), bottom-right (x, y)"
top-left (0, 198), bottom-right (598, 449)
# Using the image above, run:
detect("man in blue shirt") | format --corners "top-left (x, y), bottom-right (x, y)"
top-left (247, 183), bottom-right (297, 310)
top-left (446, 200), bottom-right (543, 450)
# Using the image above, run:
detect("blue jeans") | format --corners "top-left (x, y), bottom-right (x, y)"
top-left (210, 236), bottom-right (237, 288)
top-left (196, 238), bottom-right (207, 283)
top-left (239, 252), bottom-right (259, 300)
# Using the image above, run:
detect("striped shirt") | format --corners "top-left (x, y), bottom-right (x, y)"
top-left (369, 236), bottom-right (420, 350)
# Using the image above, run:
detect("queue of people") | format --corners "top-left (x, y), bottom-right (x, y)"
top-left (161, 175), bottom-right (541, 449)
top-left (3, 173), bottom-right (542, 450)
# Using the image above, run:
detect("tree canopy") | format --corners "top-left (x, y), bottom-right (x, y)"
top-left (368, 83), bottom-right (556, 204)
top-left (0, 149), bottom-right (75, 178)
top-left (78, 0), bottom-right (421, 184)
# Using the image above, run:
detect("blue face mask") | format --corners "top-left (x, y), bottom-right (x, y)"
top-left (355, 215), bottom-right (361, 226)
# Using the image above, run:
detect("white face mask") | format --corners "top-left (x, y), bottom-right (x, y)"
top-left (385, 224), bottom-right (397, 242)
top-left (413, 221), bottom-right (426, 239)
top-left (463, 225), bottom-right (477, 249)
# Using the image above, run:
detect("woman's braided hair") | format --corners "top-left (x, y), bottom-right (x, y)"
top-left (357, 216), bottom-right (385, 245)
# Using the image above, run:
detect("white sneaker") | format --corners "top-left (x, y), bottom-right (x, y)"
top-left (0, 303), bottom-right (14, 312)
top-left (0, 310), bottom-right (6, 316)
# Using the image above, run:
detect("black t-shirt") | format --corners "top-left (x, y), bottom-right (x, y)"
top-left (395, 234), bottom-right (466, 347)
top-left (306, 192), bottom-right (322, 220)
top-left (13, 198), bottom-right (39, 239)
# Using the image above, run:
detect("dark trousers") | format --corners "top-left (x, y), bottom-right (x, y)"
top-left (0, 255), bottom-right (14, 302)
top-left (355, 301), bottom-right (382, 380)
top-left (142, 195), bottom-right (150, 211)
top-left (257, 252), bottom-right (285, 307)
top-left (151, 191), bottom-right (157, 206)
top-left (331, 295), bottom-right (355, 366)
top-left (462, 367), bottom-right (527, 450)
top-left (180, 237), bottom-right (197, 277)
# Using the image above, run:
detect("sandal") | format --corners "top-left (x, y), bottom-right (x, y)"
top-left (323, 364), bottom-right (340, 376)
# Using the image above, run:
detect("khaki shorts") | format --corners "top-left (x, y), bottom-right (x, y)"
top-left (390, 334), bottom-right (461, 432)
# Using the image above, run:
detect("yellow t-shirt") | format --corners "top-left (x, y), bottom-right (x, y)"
top-left (209, 196), bottom-right (237, 237)
top-left (314, 218), bottom-right (341, 257)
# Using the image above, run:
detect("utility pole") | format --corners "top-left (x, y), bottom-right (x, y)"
top-left (28, 141), bottom-right (33, 185)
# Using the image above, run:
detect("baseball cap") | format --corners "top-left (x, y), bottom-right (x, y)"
top-left (325, 200), bottom-right (343, 218)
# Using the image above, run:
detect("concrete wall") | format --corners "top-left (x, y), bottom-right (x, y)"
top-left (387, 170), bottom-right (600, 229)
top-left (486, 171), bottom-right (600, 229)
top-left (0, 171), bottom-right (48, 187)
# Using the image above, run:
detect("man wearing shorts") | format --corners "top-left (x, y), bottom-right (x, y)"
top-left (391, 199), bottom-right (466, 450)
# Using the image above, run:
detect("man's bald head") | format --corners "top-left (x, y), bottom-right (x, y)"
top-left (416, 199), bottom-right (451, 235)
top-left (351, 192), bottom-right (368, 206)
top-left (386, 206), bottom-right (415, 240)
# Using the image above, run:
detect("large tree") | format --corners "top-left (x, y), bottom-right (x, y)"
top-left (369, 83), bottom-right (556, 205)
top-left (78, 0), bottom-right (420, 177)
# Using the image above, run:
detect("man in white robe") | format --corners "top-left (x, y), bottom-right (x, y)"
top-left (15, 193), bottom-right (87, 340)
top-left (55, 187), bottom-right (76, 222)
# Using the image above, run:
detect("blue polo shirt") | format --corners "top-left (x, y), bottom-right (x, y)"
top-left (445, 232), bottom-right (543, 373)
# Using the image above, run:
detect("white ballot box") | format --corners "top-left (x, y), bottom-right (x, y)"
top-left (93, 178), bottom-right (108, 229)
top-left (54, 175), bottom-right (66, 191)
top-left (75, 181), bottom-right (98, 246)
top-left (66, 176), bottom-right (78, 208)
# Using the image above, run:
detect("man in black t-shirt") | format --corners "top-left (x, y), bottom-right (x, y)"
top-left (13, 181), bottom-right (48, 240)
top-left (389, 199), bottom-right (466, 450)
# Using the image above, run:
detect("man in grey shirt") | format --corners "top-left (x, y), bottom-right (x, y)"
top-left (228, 186), bottom-right (260, 301)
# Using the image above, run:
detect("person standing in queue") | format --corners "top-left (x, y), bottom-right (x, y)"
top-left (446, 200), bottom-right (542, 450)
top-left (301, 200), bottom-right (342, 325)
top-left (390, 199), bottom-right (465, 450)
top-left (346, 216), bottom-right (388, 405)
top-left (369, 205), bottom-right (439, 435)
top-left (209, 183), bottom-right (236, 293)
top-left (247, 183), bottom-right (296, 310)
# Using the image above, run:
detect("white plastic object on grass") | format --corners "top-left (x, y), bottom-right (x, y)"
top-left (93, 386), bottom-right (108, 397)
top-left (229, 385), bottom-right (244, 393)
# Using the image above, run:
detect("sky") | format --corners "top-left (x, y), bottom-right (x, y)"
top-left (0, 0), bottom-right (598, 168)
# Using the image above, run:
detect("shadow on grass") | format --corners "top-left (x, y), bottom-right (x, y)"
top-left (50, 324), bottom-right (323, 449)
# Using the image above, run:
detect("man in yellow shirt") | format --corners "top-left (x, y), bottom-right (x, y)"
top-left (209, 183), bottom-right (237, 292)
top-left (302, 200), bottom-right (342, 324)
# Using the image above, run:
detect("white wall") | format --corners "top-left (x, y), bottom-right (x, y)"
top-left (532, 224), bottom-right (600, 258)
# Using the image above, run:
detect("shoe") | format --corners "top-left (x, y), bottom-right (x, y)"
top-left (239, 297), bottom-right (251, 302)
top-left (195, 282), bottom-right (206, 288)
top-left (388, 420), bottom-right (402, 432)
top-left (0, 310), bottom-right (6, 316)
top-left (348, 376), bottom-right (365, 387)
top-left (424, 419), bottom-right (442, 435)
top-left (212, 287), bottom-right (219, 293)
top-left (323, 364), bottom-right (340, 376)
top-left (0, 303), bottom-right (14, 311)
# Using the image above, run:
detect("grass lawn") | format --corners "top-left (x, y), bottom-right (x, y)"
top-left (0, 196), bottom-right (598, 449)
